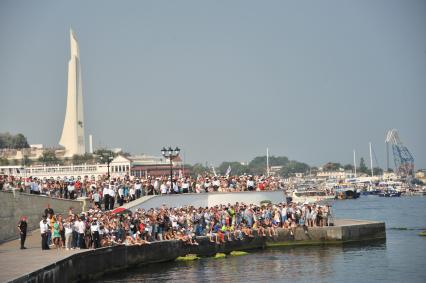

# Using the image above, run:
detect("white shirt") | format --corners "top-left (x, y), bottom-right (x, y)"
top-left (109, 188), bottom-right (116, 197)
top-left (90, 222), bottom-right (99, 233)
top-left (78, 221), bottom-right (86, 234)
top-left (154, 180), bottom-right (160, 189)
top-left (103, 187), bottom-right (109, 196)
top-left (40, 220), bottom-right (49, 234)
top-left (173, 183), bottom-right (179, 193)
top-left (64, 223), bottom-right (73, 234)
top-left (134, 183), bottom-right (142, 191)
top-left (160, 184), bottom-right (168, 194)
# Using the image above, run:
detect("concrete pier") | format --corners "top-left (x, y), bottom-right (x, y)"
top-left (1, 219), bottom-right (385, 283)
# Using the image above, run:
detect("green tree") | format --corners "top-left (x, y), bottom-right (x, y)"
top-left (359, 157), bottom-right (369, 174)
top-left (21, 155), bottom-right (32, 166)
top-left (0, 132), bottom-right (29, 149)
top-left (72, 153), bottom-right (95, 165)
top-left (279, 160), bottom-right (310, 178)
top-left (12, 134), bottom-right (29, 148)
top-left (0, 158), bottom-right (9, 166)
top-left (373, 167), bottom-right (383, 176)
top-left (322, 162), bottom-right (342, 171)
top-left (343, 164), bottom-right (354, 171)
top-left (38, 150), bottom-right (61, 165)
top-left (93, 149), bottom-right (117, 163)
top-left (217, 161), bottom-right (249, 176)
top-left (248, 156), bottom-right (290, 175)
top-left (190, 163), bottom-right (210, 177)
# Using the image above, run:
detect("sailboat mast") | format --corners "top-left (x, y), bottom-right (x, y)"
top-left (386, 142), bottom-right (389, 171)
top-left (353, 149), bottom-right (357, 178)
top-left (266, 148), bottom-right (270, 177)
top-left (369, 142), bottom-right (374, 177)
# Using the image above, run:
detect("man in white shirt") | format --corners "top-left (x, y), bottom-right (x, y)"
top-left (68, 182), bottom-right (76, 199)
top-left (182, 179), bottom-right (190, 193)
top-left (109, 184), bottom-right (116, 210)
top-left (129, 186), bottom-right (135, 201)
top-left (247, 177), bottom-right (255, 191)
top-left (134, 180), bottom-right (142, 199)
top-left (103, 184), bottom-right (110, 211)
top-left (31, 180), bottom-right (40, 195)
top-left (160, 182), bottom-right (168, 195)
top-left (154, 178), bottom-right (160, 194)
top-left (40, 216), bottom-right (49, 250)
top-left (90, 218), bottom-right (100, 249)
top-left (76, 218), bottom-right (86, 249)
top-left (118, 186), bottom-right (124, 206)
top-left (212, 177), bottom-right (220, 191)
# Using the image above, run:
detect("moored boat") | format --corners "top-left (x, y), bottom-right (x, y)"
top-left (378, 187), bottom-right (401, 197)
top-left (291, 190), bottom-right (334, 204)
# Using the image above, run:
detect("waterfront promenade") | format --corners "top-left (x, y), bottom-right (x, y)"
top-left (0, 219), bottom-right (385, 283)
top-left (0, 230), bottom-right (86, 282)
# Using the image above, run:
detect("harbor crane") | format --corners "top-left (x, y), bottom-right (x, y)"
top-left (385, 129), bottom-right (414, 177)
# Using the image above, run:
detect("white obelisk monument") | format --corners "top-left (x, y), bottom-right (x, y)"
top-left (59, 29), bottom-right (86, 157)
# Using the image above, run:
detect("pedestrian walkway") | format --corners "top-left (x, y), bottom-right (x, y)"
top-left (0, 230), bottom-right (84, 283)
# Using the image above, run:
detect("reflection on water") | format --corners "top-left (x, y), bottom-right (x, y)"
top-left (96, 197), bottom-right (426, 283)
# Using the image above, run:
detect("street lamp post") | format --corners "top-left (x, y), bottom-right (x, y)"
top-left (161, 146), bottom-right (180, 184)
top-left (101, 154), bottom-right (114, 180)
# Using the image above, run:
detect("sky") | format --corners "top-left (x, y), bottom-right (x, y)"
top-left (0, 0), bottom-right (425, 168)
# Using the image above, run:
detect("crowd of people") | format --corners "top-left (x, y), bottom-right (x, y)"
top-left (1, 174), bottom-right (285, 210)
top-left (35, 201), bottom-right (332, 250)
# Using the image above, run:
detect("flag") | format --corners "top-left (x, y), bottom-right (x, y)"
top-left (225, 165), bottom-right (231, 176)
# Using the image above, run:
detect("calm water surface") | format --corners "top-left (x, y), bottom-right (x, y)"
top-left (98, 197), bottom-right (426, 283)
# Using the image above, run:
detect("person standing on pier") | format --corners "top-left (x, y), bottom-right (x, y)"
top-left (17, 216), bottom-right (27, 249)
top-left (40, 216), bottom-right (50, 250)
top-left (90, 218), bottom-right (100, 249)
top-left (109, 183), bottom-right (116, 210)
top-left (103, 183), bottom-right (110, 211)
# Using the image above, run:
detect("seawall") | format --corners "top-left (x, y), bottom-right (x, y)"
top-left (9, 219), bottom-right (385, 283)
top-left (0, 191), bottom-right (84, 243)
top-left (125, 191), bottom-right (286, 211)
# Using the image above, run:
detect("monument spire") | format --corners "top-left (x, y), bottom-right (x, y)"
top-left (59, 28), bottom-right (85, 157)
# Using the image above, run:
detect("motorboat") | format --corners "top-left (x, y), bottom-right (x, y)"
top-left (291, 190), bottom-right (335, 204)
top-left (334, 186), bottom-right (360, 199)
top-left (378, 187), bottom-right (401, 197)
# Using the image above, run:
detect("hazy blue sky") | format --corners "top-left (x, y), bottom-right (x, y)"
top-left (1, 0), bottom-right (425, 168)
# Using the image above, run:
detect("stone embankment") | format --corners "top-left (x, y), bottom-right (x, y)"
top-left (0, 191), bottom-right (84, 242)
top-left (9, 219), bottom-right (385, 283)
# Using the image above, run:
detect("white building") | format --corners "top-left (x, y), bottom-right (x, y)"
top-left (0, 164), bottom-right (107, 180)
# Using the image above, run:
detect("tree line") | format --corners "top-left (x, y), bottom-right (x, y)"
top-left (185, 155), bottom-right (311, 178)
top-left (186, 155), bottom-right (383, 177)
top-left (0, 133), bottom-right (29, 149)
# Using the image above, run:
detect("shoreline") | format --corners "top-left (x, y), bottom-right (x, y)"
top-left (7, 219), bottom-right (385, 283)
